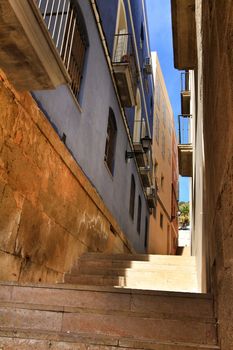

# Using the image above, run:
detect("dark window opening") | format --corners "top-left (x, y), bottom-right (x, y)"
top-left (129, 175), bottom-right (136, 219)
top-left (137, 196), bottom-right (142, 234)
top-left (160, 213), bottom-right (163, 229)
top-left (104, 108), bottom-right (117, 175)
top-left (144, 216), bottom-right (148, 248)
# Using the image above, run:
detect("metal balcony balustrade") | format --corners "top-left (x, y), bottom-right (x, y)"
top-left (181, 71), bottom-right (190, 92)
top-left (178, 114), bottom-right (191, 145)
top-left (178, 114), bottom-right (193, 177)
top-left (35, 0), bottom-right (87, 97)
top-left (112, 33), bottom-right (138, 107)
top-left (180, 71), bottom-right (191, 115)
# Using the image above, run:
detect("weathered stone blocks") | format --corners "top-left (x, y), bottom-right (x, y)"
top-left (0, 71), bottom-right (132, 283)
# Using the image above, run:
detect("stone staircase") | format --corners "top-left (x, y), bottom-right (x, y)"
top-left (0, 253), bottom-right (220, 349)
top-left (65, 253), bottom-right (199, 292)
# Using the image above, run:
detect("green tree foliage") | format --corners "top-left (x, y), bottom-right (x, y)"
top-left (178, 202), bottom-right (190, 228)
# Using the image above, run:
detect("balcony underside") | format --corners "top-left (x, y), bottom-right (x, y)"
top-left (0, 0), bottom-right (69, 90)
top-left (147, 195), bottom-right (156, 209)
top-left (178, 144), bottom-right (193, 177)
top-left (181, 90), bottom-right (191, 115)
top-left (133, 143), bottom-right (148, 168)
top-left (171, 0), bottom-right (197, 70)
top-left (113, 63), bottom-right (136, 107)
top-left (140, 167), bottom-right (152, 187)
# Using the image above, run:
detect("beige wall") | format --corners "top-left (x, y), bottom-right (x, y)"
top-left (149, 53), bottom-right (175, 254)
top-left (0, 70), bottom-right (133, 284)
top-left (191, 0), bottom-right (233, 347)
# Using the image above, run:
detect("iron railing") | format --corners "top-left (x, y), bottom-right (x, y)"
top-left (181, 71), bottom-right (190, 92)
top-left (35, 0), bottom-right (87, 96)
top-left (112, 33), bottom-right (138, 96)
top-left (178, 114), bottom-right (192, 145)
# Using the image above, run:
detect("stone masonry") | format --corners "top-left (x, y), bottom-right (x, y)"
top-left (0, 70), bottom-right (132, 284)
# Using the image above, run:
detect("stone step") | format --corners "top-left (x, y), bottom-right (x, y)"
top-left (0, 304), bottom-right (217, 345)
top-left (80, 253), bottom-right (196, 265)
top-left (0, 283), bottom-right (216, 345)
top-left (77, 266), bottom-right (197, 276)
top-left (75, 259), bottom-right (197, 273)
top-left (65, 273), bottom-right (198, 293)
top-left (0, 329), bottom-right (220, 350)
top-left (0, 283), bottom-right (214, 319)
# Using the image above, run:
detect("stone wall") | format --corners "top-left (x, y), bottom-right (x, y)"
top-left (0, 71), bottom-right (132, 284)
top-left (201, 1), bottom-right (233, 349)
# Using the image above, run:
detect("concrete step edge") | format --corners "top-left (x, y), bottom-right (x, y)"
top-left (80, 253), bottom-right (196, 262)
top-left (76, 267), bottom-right (198, 275)
top-left (0, 328), bottom-right (220, 349)
top-left (0, 281), bottom-right (212, 298)
top-left (78, 259), bottom-right (197, 267)
top-left (0, 301), bottom-right (217, 324)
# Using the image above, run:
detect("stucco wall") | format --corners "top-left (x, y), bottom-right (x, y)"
top-left (149, 53), bottom-right (173, 254)
top-left (0, 71), bottom-right (133, 284)
top-left (33, 0), bottom-right (150, 252)
top-left (199, 0), bottom-right (233, 348)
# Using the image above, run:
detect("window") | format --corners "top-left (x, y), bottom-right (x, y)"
top-left (161, 174), bottom-right (164, 190)
top-left (133, 89), bottom-right (142, 143)
top-left (153, 206), bottom-right (157, 218)
top-left (129, 175), bottom-right (136, 219)
top-left (137, 196), bottom-right (142, 234)
top-left (114, 0), bottom-right (128, 61)
top-left (144, 216), bottom-right (148, 249)
top-left (160, 213), bottom-right (163, 229)
top-left (140, 23), bottom-right (144, 49)
top-left (37, 0), bottom-right (89, 98)
top-left (104, 108), bottom-right (117, 175)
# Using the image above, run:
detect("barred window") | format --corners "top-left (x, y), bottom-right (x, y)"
top-left (104, 108), bottom-right (117, 175)
top-left (36, 0), bottom-right (89, 97)
top-left (129, 175), bottom-right (136, 220)
top-left (137, 196), bottom-right (142, 234)
top-left (144, 216), bottom-right (148, 249)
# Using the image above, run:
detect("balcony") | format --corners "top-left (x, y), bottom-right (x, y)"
top-left (178, 115), bottom-right (193, 177)
top-left (181, 71), bottom-right (191, 115)
top-left (0, 0), bottom-right (71, 90)
top-left (146, 186), bottom-right (157, 209)
top-left (112, 33), bottom-right (137, 107)
top-left (171, 0), bottom-right (197, 70)
top-left (132, 119), bottom-right (148, 167)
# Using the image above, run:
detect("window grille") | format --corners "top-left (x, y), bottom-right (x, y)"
top-left (129, 175), bottom-right (136, 220)
top-left (137, 196), bottom-right (142, 234)
top-left (35, 0), bottom-right (88, 97)
top-left (104, 108), bottom-right (117, 175)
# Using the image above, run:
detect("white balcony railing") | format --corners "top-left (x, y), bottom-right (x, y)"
top-left (35, 0), bottom-right (87, 96)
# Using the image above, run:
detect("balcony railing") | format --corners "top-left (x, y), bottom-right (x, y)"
top-left (178, 114), bottom-right (191, 145)
top-left (112, 33), bottom-right (138, 107)
top-left (0, 1), bottom-right (71, 90)
top-left (178, 115), bottom-right (193, 177)
top-left (180, 71), bottom-right (191, 116)
top-left (132, 119), bottom-right (150, 168)
top-left (35, 0), bottom-right (87, 96)
top-left (181, 71), bottom-right (190, 92)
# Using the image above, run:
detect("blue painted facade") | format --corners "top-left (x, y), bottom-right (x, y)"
top-left (32, 0), bottom-right (154, 252)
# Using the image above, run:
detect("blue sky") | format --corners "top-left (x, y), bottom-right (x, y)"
top-left (145, 0), bottom-right (190, 202)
